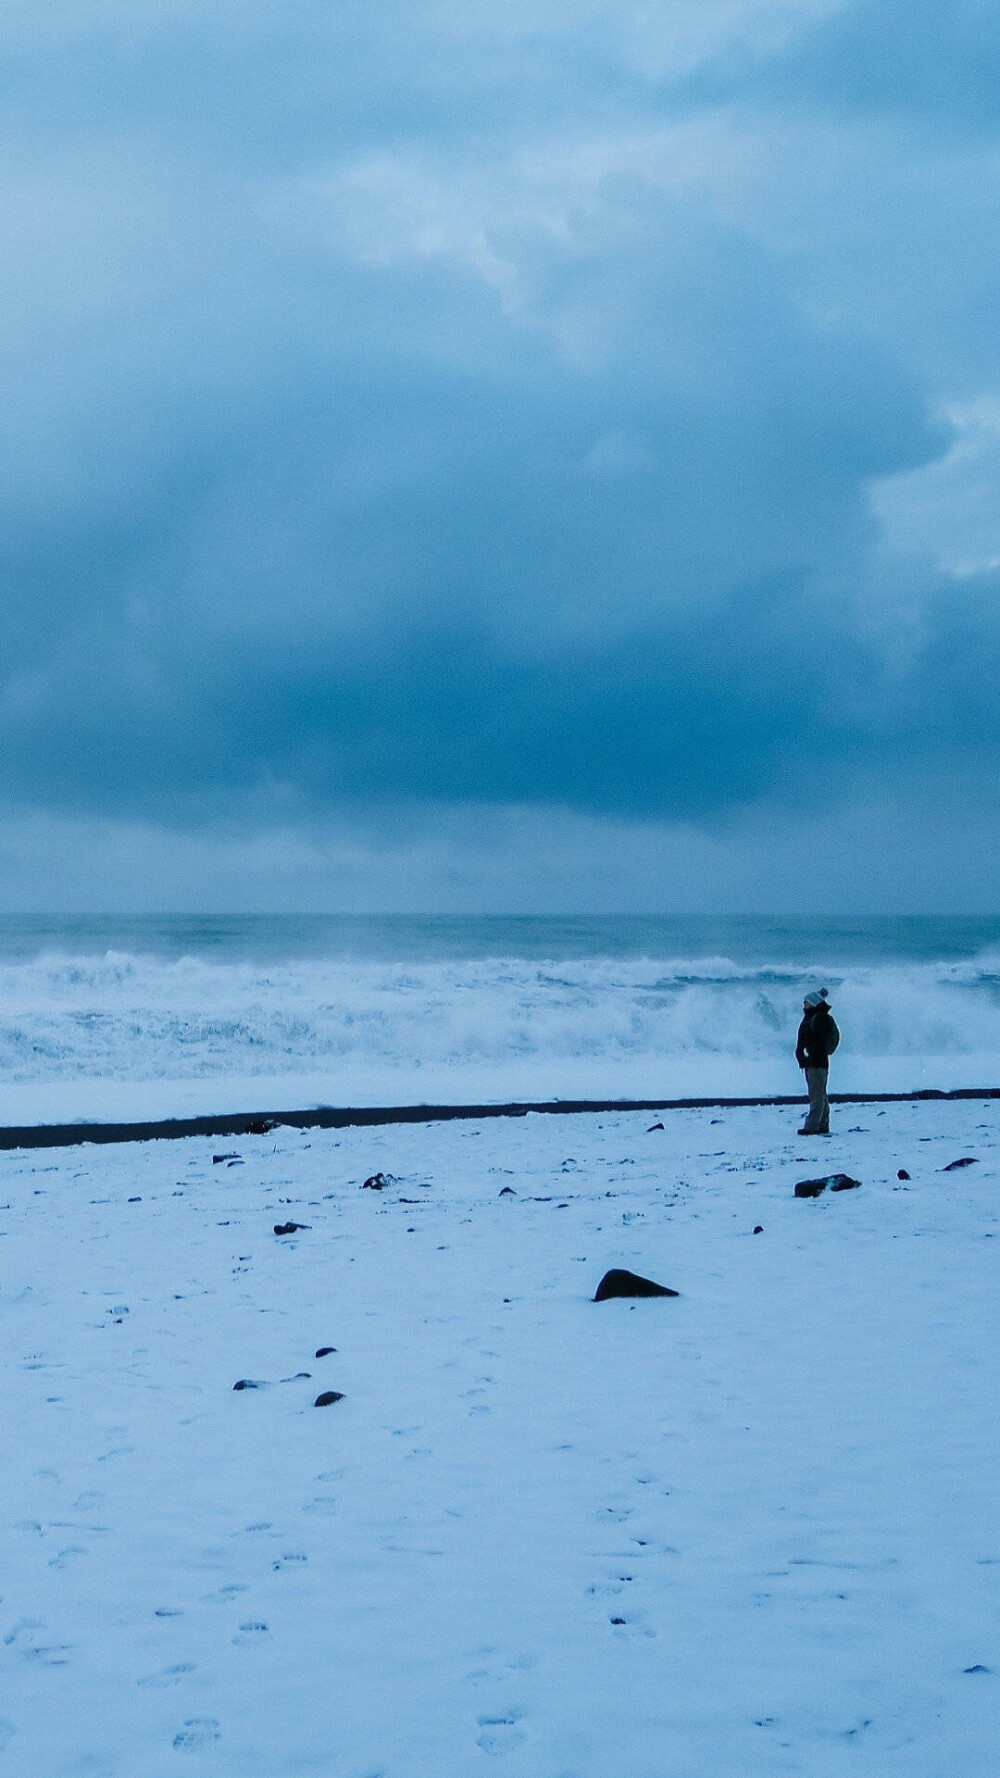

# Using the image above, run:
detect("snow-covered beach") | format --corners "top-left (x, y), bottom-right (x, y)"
top-left (3, 1094), bottom-right (998, 1776)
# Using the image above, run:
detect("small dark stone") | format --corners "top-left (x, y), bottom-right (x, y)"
top-left (964, 1664), bottom-right (991, 1674)
top-left (314, 1390), bottom-right (345, 1407)
top-left (498, 1186), bottom-right (516, 1196)
top-left (273, 1221), bottom-right (310, 1235)
top-left (128, 1196), bottom-right (141, 1202)
top-left (829, 1175), bottom-right (862, 1192)
top-left (943, 1157), bottom-right (978, 1171)
top-left (314, 1347), bottom-right (337, 1358)
top-left (594, 1268), bottom-right (679, 1301)
top-left (233, 1379), bottom-right (264, 1391)
top-left (213, 1153), bottom-right (240, 1164)
top-left (362, 1173), bottom-right (392, 1190)
top-left (794, 1178), bottom-right (827, 1198)
top-left (753, 1225), bottom-right (764, 1234)
top-left (646, 1122), bottom-right (665, 1132)
top-left (896, 1168), bottom-right (910, 1180)
top-left (610, 1617), bottom-right (626, 1625)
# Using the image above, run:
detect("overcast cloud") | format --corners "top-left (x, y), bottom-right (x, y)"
top-left (1, 0), bottom-right (998, 909)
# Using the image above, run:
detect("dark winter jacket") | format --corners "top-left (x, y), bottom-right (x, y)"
top-left (795, 1004), bottom-right (840, 1070)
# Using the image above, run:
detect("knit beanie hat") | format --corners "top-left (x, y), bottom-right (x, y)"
top-left (804, 989), bottom-right (829, 1009)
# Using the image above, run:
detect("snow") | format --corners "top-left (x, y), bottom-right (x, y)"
top-left (1, 1098), bottom-right (998, 1775)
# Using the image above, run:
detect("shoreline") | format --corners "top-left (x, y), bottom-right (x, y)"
top-left (2, 1082), bottom-right (998, 1150)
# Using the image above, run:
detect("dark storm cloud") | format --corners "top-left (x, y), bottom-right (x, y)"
top-left (0, 0), bottom-right (997, 833)
top-left (751, 0), bottom-right (1000, 129)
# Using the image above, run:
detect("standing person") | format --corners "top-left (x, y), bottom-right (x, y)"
top-left (795, 989), bottom-right (840, 1135)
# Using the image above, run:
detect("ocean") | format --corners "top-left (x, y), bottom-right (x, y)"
top-left (0, 914), bottom-right (997, 1123)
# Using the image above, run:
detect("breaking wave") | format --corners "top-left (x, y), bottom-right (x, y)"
top-left (0, 946), bottom-right (997, 1083)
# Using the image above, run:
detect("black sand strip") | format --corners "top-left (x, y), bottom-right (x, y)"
top-left (0, 1087), bottom-right (997, 1151)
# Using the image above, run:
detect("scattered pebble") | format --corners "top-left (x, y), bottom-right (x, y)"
top-left (314, 1391), bottom-right (345, 1407)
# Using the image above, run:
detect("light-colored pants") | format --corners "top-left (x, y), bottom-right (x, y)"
top-left (803, 1067), bottom-right (830, 1133)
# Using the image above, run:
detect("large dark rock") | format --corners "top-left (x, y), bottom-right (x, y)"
top-left (593, 1268), bottom-right (679, 1301)
top-left (943, 1157), bottom-right (978, 1171)
top-left (273, 1221), bottom-right (309, 1235)
top-left (795, 1173), bottom-right (861, 1197)
top-left (314, 1390), bottom-right (345, 1407)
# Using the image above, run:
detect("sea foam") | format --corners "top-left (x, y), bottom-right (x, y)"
top-left (0, 948), bottom-right (997, 1088)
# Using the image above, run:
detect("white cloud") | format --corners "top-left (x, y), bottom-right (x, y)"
top-left (870, 400), bottom-right (1000, 576)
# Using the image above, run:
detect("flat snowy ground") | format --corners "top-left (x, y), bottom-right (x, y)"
top-left (1, 1100), bottom-right (997, 1776)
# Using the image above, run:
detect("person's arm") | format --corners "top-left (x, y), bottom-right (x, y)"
top-left (795, 1017), bottom-right (809, 1068)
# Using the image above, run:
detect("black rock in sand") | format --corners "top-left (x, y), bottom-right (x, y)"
top-left (593, 1268), bottom-right (679, 1301)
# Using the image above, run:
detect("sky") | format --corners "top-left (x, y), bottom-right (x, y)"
top-left (1, 0), bottom-right (999, 912)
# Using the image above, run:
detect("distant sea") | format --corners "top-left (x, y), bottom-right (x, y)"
top-left (0, 915), bottom-right (997, 1116)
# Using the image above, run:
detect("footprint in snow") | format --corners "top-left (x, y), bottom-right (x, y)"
top-left (47, 1544), bottom-right (87, 1569)
top-left (138, 1663), bottom-right (196, 1688)
top-left (173, 1719), bottom-right (220, 1752)
top-left (232, 1622), bottom-right (269, 1648)
top-left (608, 1611), bottom-right (655, 1639)
top-left (476, 1711), bottom-right (526, 1755)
